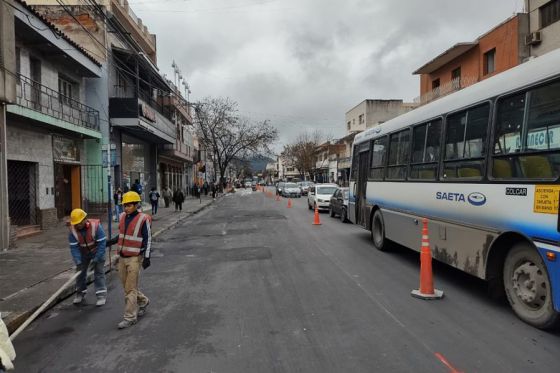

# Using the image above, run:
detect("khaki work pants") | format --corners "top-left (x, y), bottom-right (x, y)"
top-left (118, 255), bottom-right (149, 321)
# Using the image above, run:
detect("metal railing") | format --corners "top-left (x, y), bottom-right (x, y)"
top-left (15, 74), bottom-right (100, 131)
top-left (413, 76), bottom-right (478, 106)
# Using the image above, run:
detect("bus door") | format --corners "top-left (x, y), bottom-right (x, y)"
top-left (355, 146), bottom-right (370, 227)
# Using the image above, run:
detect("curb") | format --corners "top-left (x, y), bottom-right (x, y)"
top-left (3, 198), bottom-right (216, 334)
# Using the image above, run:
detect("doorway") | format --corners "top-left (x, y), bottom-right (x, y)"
top-left (54, 163), bottom-right (81, 219)
top-left (7, 161), bottom-right (37, 226)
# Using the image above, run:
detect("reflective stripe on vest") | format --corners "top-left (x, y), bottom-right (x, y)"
top-left (70, 219), bottom-right (99, 254)
top-left (117, 213), bottom-right (150, 256)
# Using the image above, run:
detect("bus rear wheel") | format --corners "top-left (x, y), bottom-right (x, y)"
top-left (371, 210), bottom-right (387, 251)
top-left (503, 242), bottom-right (560, 329)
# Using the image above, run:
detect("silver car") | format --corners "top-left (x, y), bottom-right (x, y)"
top-left (282, 182), bottom-right (302, 198)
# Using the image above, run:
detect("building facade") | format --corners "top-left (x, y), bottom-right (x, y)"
top-left (345, 99), bottom-right (417, 135)
top-left (5, 1), bottom-right (103, 239)
top-left (413, 14), bottom-right (530, 105)
top-left (526, 0), bottom-right (560, 57)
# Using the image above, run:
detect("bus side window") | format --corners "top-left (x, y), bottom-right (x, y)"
top-left (492, 79), bottom-right (560, 180)
top-left (443, 104), bottom-right (489, 180)
top-left (410, 119), bottom-right (441, 180)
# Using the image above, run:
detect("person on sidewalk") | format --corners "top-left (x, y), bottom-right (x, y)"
top-left (68, 208), bottom-right (107, 307)
top-left (113, 187), bottom-right (123, 221)
top-left (0, 313), bottom-right (15, 372)
top-left (148, 187), bottom-right (160, 215)
top-left (211, 182), bottom-right (216, 200)
top-left (162, 186), bottom-right (172, 208)
top-left (173, 188), bottom-right (185, 211)
top-left (116, 191), bottom-right (152, 329)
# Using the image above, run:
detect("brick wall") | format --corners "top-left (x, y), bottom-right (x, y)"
top-left (37, 208), bottom-right (58, 230)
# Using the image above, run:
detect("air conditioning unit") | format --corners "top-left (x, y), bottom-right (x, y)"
top-left (525, 31), bottom-right (542, 46)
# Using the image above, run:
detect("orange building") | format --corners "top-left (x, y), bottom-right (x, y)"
top-left (413, 14), bottom-right (530, 105)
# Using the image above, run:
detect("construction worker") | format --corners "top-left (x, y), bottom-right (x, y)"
top-left (68, 208), bottom-right (107, 306)
top-left (116, 191), bottom-right (152, 329)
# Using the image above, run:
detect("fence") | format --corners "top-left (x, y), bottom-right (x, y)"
top-left (81, 165), bottom-right (107, 215)
top-left (16, 74), bottom-right (100, 131)
top-left (413, 76), bottom-right (479, 106)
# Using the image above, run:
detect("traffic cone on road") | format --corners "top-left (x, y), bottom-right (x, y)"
top-left (411, 218), bottom-right (444, 300)
top-left (287, 198), bottom-right (292, 208)
top-left (313, 206), bottom-right (321, 225)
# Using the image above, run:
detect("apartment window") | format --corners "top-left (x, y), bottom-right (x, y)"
top-left (541, 0), bottom-right (560, 28)
top-left (359, 114), bottom-right (364, 124)
top-left (432, 79), bottom-right (440, 90)
top-left (58, 76), bottom-right (75, 104)
top-left (347, 121), bottom-right (351, 130)
top-left (484, 49), bottom-right (496, 76)
top-left (451, 67), bottom-right (461, 89)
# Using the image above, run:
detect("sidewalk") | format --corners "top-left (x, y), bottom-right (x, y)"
top-left (0, 195), bottom-right (216, 333)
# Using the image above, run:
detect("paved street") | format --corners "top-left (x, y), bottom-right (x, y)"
top-left (12, 189), bottom-right (560, 372)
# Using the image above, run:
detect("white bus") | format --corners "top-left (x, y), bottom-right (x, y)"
top-left (348, 48), bottom-right (560, 329)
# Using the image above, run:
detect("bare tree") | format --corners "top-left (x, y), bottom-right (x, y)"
top-left (194, 97), bottom-right (278, 184)
top-left (282, 130), bottom-right (325, 180)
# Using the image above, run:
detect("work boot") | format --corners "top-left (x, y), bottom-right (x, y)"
top-left (117, 319), bottom-right (137, 329)
top-left (96, 296), bottom-right (106, 307)
top-left (73, 292), bottom-right (85, 305)
top-left (138, 300), bottom-right (150, 317)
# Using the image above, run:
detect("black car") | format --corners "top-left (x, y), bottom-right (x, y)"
top-left (329, 187), bottom-right (350, 222)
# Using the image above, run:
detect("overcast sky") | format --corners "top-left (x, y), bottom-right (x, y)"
top-left (130, 0), bottom-right (525, 150)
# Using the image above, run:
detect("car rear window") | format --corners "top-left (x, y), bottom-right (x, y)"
top-left (317, 187), bottom-right (337, 195)
top-left (285, 183), bottom-right (298, 188)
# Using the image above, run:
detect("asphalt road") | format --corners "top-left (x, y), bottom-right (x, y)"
top-left (12, 189), bottom-right (560, 372)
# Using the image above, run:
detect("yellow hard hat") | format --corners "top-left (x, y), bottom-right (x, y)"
top-left (70, 209), bottom-right (87, 226)
top-left (122, 191), bottom-right (142, 204)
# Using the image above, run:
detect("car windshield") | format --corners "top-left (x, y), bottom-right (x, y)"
top-left (316, 187), bottom-right (337, 195)
top-left (285, 183), bottom-right (298, 188)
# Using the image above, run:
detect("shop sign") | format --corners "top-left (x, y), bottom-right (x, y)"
top-left (139, 103), bottom-right (156, 122)
top-left (53, 136), bottom-right (80, 163)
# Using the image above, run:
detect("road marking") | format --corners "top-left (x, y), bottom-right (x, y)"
top-left (435, 352), bottom-right (463, 373)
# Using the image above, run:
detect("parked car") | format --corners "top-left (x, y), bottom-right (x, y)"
top-left (282, 182), bottom-right (302, 198)
top-left (276, 182), bottom-right (285, 195)
top-left (244, 181), bottom-right (252, 188)
top-left (297, 181), bottom-right (313, 196)
top-left (329, 187), bottom-right (350, 222)
top-left (307, 183), bottom-right (338, 211)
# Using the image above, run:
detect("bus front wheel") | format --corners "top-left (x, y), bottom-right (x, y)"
top-left (503, 242), bottom-right (560, 329)
top-left (371, 210), bottom-right (387, 251)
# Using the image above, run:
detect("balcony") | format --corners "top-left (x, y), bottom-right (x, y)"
top-left (10, 74), bottom-right (100, 136)
top-left (414, 76), bottom-right (478, 106)
top-left (109, 96), bottom-right (176, 144)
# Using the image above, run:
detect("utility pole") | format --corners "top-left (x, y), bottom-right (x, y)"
top-left (0, 0), bottom-right (16, 250)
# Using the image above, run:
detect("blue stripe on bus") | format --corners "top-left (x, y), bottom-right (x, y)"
top-left (367, 196), bottom-right (560, 311)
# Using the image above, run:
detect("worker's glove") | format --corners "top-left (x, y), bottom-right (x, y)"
top-left (142, 257), bottom-right (151, 270)
top-left (75, 263), bottom-right (84, 272)
top-left (107, 235), bottom-right (119, 246)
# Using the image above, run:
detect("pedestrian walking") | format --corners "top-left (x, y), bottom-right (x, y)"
top-left (68, 208), bottom-right (107, 306)
top-left (211, 182), bottom-right (216, 199)
top-left (203, 181), bottom-right (209, 196)
top-left (113, 187), bottom-right (123, 220)
top-left (162, 186), bottom-right (172, 208)
top-left (173, 188), bottom-right (185, 211)
top-left (148, 187), bottom-right (160, 215)
top-left (116, 191), bottom-right (152, 329)
top-left (131, 179), bottom-right (142, 196)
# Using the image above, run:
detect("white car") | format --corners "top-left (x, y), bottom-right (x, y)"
top-left (308, 184), bottom-right (338, 211)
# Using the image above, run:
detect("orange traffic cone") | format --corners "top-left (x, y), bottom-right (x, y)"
top-left (411, 218), bottom-right (443, 300)
top-left (287, 198), bottom-right (292, 208)
top-left (312, 205), bottom-right (321, 225)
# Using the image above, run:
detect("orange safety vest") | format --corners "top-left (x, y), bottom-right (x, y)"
top-left (117, 212), bottom-right (151, 257)
top-left (70, 219), bottom-right (100, 255)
